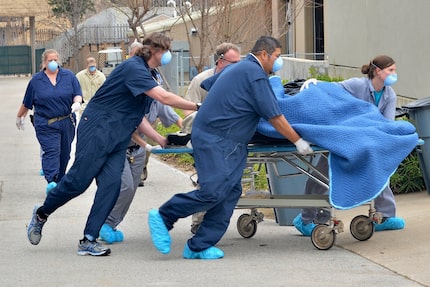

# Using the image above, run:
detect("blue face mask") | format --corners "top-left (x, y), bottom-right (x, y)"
top-left (272, 57), bottom-right (283, 73)
top-left (89, 66), bottom-right (97, 73)
top-left (384, 73), bottom-right (398, 86)
top-left (161, 50), bottom-right (172, 66)
top-left (47, 61), bottom-right (58, 72)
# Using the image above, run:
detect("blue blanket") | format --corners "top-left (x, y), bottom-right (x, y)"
top-left (257, 80), bottom-right (419, 209)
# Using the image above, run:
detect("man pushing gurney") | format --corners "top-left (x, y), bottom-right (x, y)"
top-left (147, 36), bottom-right (313, 260)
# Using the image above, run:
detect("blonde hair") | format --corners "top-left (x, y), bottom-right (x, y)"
top-left (41, 49), bottom-right (59, 69)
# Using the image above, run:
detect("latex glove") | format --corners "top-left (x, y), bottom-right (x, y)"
top-left (16, 116), bottom-right (25, 130)
top-left (145, 144), bottom-right (162, 152)
top-left (71, 102), bottom-right (81, 113)
top-left (300, 78), bottom-right (318, 92)
top-left (294, 138), bottom-right (313, 155)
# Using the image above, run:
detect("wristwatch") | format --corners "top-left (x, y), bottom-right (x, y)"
top-left (196, 102), bottom-right (202, 111)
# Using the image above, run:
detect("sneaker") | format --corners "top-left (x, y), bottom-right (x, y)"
top-left (39, 169), bottom-right (44, 176)
top-left (46, 182), bottom-right (57, 195)
top-left (148, 209), bottom-right (171, 254)
top-left (99, 223), bottom-right (124, 244)
top-left (77, 238), bottom-right (111, 256)
top-left (293, 213), bottom-right (316, 237)
top-left (138, 180), bottom-right (144, 187)
top-left (374, 217), bottom-right (405, 231)
top-left (27, 205), bottom-right (47, 245)
top-left (183, 243), bottom-right (224, 260)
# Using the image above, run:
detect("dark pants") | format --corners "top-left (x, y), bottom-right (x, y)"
top-left (41, 107), bottom-right (127, 240)
top-left (35, 115), bottom-right (75, 183)
top-left (159, 128), bottom-right (247, 252)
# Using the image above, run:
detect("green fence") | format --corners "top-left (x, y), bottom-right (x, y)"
top-left (0, 46), bottom-right (44, 75)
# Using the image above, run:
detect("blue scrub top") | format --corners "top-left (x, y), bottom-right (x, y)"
top-left (23, 67), bottom-right (82, 119)
top-left (85, 56), bottom-right (158, 132)
top-left (194, 54), bottom-right (282, 144)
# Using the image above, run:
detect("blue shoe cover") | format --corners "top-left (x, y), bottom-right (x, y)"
top-left (293, 213), bottom-right (316, 237)
top-left (183, 243), bottom-right (224, 260)
top-left (46, 182), bottom-right (57, 194)
top-left (99, 224), bottom-right (124, 244)
top-left (114, 229), bottom-right (124, 242)
top-left (374, 217), bottom-right (405, 231)
top-left (39, 169), bottom-right (44, 176)
top-left (148, 209), bottom-right (171, 254)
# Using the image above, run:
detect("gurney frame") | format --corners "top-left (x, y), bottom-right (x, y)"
top-left (153, 144), bottom-right (383, 250)
top-left (239, 144), bottom-right (382, 250)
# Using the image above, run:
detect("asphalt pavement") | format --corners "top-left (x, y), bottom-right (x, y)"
top-left (0, 76), bottom-right (428, 287)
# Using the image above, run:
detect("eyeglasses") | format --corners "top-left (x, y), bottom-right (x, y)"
top-left (221, 58), bottom-right (239, 64)
top-left (268, 53), bottom-right (280, 59)
top-left (218, 53), bottom-right (239, 64)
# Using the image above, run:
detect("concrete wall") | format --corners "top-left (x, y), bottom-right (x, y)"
top-left (277, 57), bottom-right (328, 81)
top-left (324, 0), bottom-right (430, 101)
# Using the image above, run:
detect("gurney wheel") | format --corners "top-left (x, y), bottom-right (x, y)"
top-left (311, 224), bottom-right (335, 250)
top-left (350, 215), bottom-right (374, 241)
top-left (237, 214), bottom-right (257, 238)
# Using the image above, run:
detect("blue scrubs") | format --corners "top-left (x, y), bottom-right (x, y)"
top-left (23, 68), bottom-right (82, 183)
top-left (41, 56), bottom-right (158, 240)
top-left (159, 54), bottom-right (282, 252)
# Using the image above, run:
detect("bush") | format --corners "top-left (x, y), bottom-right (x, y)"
top-left (390, 150), bottom-right (425, 194)
top-left (308, 66), bottom-right (344, 82)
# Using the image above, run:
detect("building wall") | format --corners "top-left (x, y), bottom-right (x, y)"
top-left (325, 0), bottom-right (430, 101)
top-left (0, 0), bottom-right (49, 17)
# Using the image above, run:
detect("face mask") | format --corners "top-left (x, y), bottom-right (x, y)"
top-left (47, 61), bottom-right (58, 72)
top-left (161, 50), bottom-right (172, 66)
top-left (89, 66), bottom-right (97, 73)
top-left (272, 57), bottom-right (283, 73)
top-left (384, 73), bottom-right (398, 86)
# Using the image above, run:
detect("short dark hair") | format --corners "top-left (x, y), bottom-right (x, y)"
top-left (251, 36), bottom-right (281, 55)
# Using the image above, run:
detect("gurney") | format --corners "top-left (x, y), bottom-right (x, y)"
top-left (152, 142), bottom-right (384, 250)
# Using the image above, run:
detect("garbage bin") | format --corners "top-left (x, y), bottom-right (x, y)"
top-left (402, 97), bottom-right (430, 193)
top-left (265, 156), bottom-right (314, 226)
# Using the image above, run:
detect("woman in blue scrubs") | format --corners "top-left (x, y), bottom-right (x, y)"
top-left (26, 33), bottom-right (199, 256)
top-left (148, 36), bottom-right (313, 260)
top-left (16, 49), bottom-right (82, 193)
